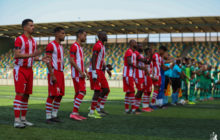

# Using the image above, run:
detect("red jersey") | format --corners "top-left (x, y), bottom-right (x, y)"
top-left (14, 34), bottom-right (37, 67)
top-left (152, 52), bottom-right (162, 78)
top-left (147, 61), bottom-right (153, 76)
top-left (123, 48), bottom-right (136, 77)
top-left (134, 53), bottom-right (145, 79)
top-left (46, 40), bottom-right (64, 71)
top-left (90, 40), bottom-right (105, 70)
top-left (70, 42), bottom-right (85, 78)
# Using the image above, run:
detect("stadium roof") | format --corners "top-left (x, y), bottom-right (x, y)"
top-left (0, 16), bottom-right (220, 37)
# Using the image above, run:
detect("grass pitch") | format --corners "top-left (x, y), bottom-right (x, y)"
top-left (0, 85), bottom-right (220, 140)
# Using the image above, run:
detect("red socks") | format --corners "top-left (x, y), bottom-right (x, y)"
top-left (151, 90), bottom-right (159, 104)
top-left (13, 95), bottom-right (23, 119)
top-left (73, 92), bottom-right (85, 113)
top-left (21, 97), bottom-right (28, 118)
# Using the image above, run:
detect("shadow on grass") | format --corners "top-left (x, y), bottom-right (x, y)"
top-left (0, 100), bottom-right (219, 140)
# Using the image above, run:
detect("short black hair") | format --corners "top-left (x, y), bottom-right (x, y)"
top-left (97, 31), bottom-right (106, 38)
top-left (159, 45), bottom-right (167, 52)
top-left (144, 47), bottom-right (151, 52)
top-left (22, 19), bottom-right (33, 28)
top-left (76, 29), bottom-right (85, 38)
top-left (54, 27), bottom-right (64, 33)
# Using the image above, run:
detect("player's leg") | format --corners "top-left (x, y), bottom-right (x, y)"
top-left (123, 77), bottom-right (136, 114)
top-left (151, 77), bottom-right (161, 107)
top-left (13, 67), bottom-right (27, 128)
top-left (135, 78), bottom-right (144, 113)
top-left (171, 78), bottom-right (178, 105)
top-left (52, 95), bottom-right (62, 121)
top-left (125, 92), bottom-right (131, 113)
top-left (71, 78), bottom-right (87, 120)
top-left (88, 90), bottom-right (102, 118)
top-left (157, 75), bottom-right (165, 108)
top-left (194, 83), bottom-right (199, 101)
top-left (142, 77), bottom-right (153, 112)
top-left (142, 76), bottom-right (151, 112)
top-left (96, 88), bottom-right (110, 115)
top-left (46, 95), bottom-right (55, 123)
top-left (96, 71), bottom-right (110, 115)
top-left (180, 80), bottom-right (186, 103)
top-left (46, 71), bottom-right (58, 123)
top-left (21, 69), bottom-right (34, 126)
top-left (189, 85), bottom-right (195, 104)
top-left (209, 81), bottom-right (214, 100)
top-left (51, 71), bottom-right (65, 122)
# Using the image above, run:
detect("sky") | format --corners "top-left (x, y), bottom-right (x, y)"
top-left (0, 0), bottom-right (220, 25)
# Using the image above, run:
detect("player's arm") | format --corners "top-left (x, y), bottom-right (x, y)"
top-left (137, 56), bottom-right (146, 63)
top-left (45, 44), bottom-right (56, 83)
top-left (14, 47), bottom-right (42, 59)
top-left (181, 71), bottom-right (190, 81)
top-left (127, 56), bottom-right (139, 69)
top-left (33, 55), bottom-right (50, 63)
top-left (91, 50), bottom-right (98, 81)
top-left (46, 54), bottom-right (57, 84)
top-left (69, 57), bottom-right (86, 78)
top-left (70, 46), bottom-right (86, 78)
top-left (85, 69), bottom-right (90, 80)
top-left (106, 64), bottom-right (113, 77)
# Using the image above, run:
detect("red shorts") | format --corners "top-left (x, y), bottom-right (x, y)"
top-left (13, 66), bottom-right (33, 94)
top-left (123, 77), bottom-right (135, 93)
top-left (152, 76), bottom-right (161, 87)
top-left (72, 77), bottom-right (86, 93)
top-left (48, 70), bottom-right (65, 96)
top-left (144, 76), bottom-right (153, 93)
top-left (89, 70), bottom-right (109, 91)
top-left (134, 78), bottom-right (144, 91)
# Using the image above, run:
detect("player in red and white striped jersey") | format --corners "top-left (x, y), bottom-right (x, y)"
top-left (142, 47), bottom-right (154, 112)
top-left (69, 29), bottom-right (89, 121)
top-left (133, 43), bottom-right (146, 112)
top-left (45, 27), bottom-right (65, 123)
top-left (123, 40), bottom-right (145, 114)
top-left (151, 46), bottom-right (167, 106)
top-left (88, 31), bottom-right (110, 119)
top-left (13, 19), bottom-right (49, 128)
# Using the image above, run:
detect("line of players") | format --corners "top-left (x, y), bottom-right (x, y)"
top-left (12, 19), bottom-right (220, 128)
top-left (123, 39), bottom-right (220, 115)
top-left (13, 19), bottom-right (113, 128)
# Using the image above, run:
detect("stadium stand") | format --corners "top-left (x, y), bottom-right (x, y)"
top-left (0, 42), bottom-right (219, 80)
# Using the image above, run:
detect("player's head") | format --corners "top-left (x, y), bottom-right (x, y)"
top-left (184, 57), bottom-right (190, 65)
top-left (76, 29), bottom-right (87, 43)
top-left (144, 47), bottom-right (152, 57)
top-left (22, 19), bottom-right (34, 34)
top-left (129, 39), bottom-right (137, 51)
top-left (163, 51), bottom-right (169, 59)
top-left (54, 27), bottom-right (65, 42)
top-left (97, 31), bottom-right (107, 42)
top-left (198, 61), bottom-right (202, 67)
top-left (137, 43), bottom-right (143, 53)
top-left (191, 73), bottom-right (195, 79)
top-left (159, 45), bottom-right (167, 56)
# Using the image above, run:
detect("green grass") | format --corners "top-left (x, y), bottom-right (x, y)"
top-left (0, 85), bottom-right (220, 140)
